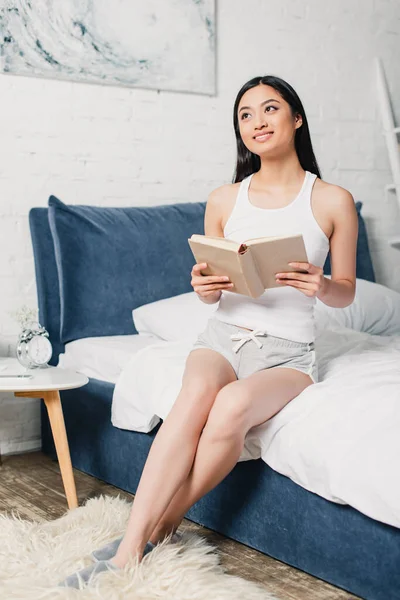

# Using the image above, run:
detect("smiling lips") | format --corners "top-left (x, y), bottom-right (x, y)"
top-left (254, 132), bottom-right (274, 142)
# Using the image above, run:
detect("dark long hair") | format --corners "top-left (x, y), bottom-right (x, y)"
top-left (232, 75), bottom-right (321, 183)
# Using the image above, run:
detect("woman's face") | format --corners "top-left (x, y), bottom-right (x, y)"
top-left (237, 84), bottom-right (302, 157)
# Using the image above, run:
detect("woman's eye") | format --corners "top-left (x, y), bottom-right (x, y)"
top-left (241, 106), bottom-right (277, 120)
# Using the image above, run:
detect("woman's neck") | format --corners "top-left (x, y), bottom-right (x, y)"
top-left (255, 153), bottom-right (304, 188)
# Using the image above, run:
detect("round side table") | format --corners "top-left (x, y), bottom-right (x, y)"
top-left (0, 359), bottom-right (88, 509)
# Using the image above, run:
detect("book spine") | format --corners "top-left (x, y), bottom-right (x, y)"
top-left (237, 250), bottom-right (264, 298)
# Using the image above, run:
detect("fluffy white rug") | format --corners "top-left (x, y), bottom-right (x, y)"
top-left (0, 495), bottom-right (275, 599)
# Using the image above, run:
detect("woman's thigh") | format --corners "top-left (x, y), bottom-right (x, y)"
top-left (168, 347), bottom-right (238, 431)
top-left (183, 347), bottom-right (237, 389)
top-left (209, 365), bottom-right (313, 433)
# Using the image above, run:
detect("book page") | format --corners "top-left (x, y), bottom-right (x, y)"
top-left (249, 235), bottom-right (309, 289)
top-left (189, 234), bottom-right (239, 251)
top-left (246, 233), bottom-right (301, 245)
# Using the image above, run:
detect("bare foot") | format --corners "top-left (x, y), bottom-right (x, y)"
top-left (109, 521), bottom-right (183, 568)
top-left (110, 540), bottom-right (147, 568)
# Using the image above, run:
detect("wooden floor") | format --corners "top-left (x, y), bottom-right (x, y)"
top-left (0, 452), bottom-right (358, 600)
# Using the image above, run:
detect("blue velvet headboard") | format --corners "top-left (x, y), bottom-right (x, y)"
top-left (29, 200), bottom-right (375, 366)
top-left (29, 207), bottom-right (65, 366)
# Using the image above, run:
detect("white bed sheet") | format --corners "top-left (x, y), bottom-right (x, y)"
top-left (57, 334), bottom-right (160, 383)
top-left (111, 328), bottom-right (400, 529)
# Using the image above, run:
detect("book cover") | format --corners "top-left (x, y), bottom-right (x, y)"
top-left (188, 234), bottom-right (309, 298)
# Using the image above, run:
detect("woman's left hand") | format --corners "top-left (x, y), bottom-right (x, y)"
top-left (275, 262), bottom-right (327, 298)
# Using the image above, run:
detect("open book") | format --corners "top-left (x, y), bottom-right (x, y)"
top-left (188, 233), bottom-right (309, 298)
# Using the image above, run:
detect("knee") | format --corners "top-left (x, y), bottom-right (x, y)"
top-left (175, 377), bottom-right (220, 429)
top-left (204, 383), bottom-right (250, 440)
top-left (180, 375), bottom-right (220, 403)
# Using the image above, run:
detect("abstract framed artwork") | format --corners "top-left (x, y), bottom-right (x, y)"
top-left (0, 0), bottom-right (216, 95)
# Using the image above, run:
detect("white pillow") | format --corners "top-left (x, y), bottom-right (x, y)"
top-left (132, 279), bottom-right (400, 343)
top-left (315, 277), bottom-right (400, 336)
top-left (132, 292), bottom-right (217, 343)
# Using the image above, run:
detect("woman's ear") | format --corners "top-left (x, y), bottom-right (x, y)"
top-left (295, 114), bottom-right (303, 129)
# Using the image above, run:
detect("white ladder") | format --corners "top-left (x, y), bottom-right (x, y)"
top-left (375, 57), bottom-right (400, 249)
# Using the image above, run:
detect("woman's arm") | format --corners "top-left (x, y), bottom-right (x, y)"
top-left (316, 187), bottom-right (358, 308)
top-left (193, 186), bottom-right (232, 305)
top-left (204, 186), bottom-right (227, 237)
top-left (280, 186), bottom-right (358, 308)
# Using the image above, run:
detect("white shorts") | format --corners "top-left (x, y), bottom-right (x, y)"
top-left (191, 317), bottom-right (318, 384)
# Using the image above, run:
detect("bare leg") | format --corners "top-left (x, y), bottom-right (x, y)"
top-left (111, 348), bottom-right (236, 567)
top-left (149, 367), bottom-right (313, 543)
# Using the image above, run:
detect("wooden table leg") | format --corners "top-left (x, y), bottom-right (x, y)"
top-left (15, 389), bottom-right (78, 509)
top-left (42, 390), bottom-right (78, 509)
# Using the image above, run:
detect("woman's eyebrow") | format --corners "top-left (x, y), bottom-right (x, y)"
top-left (239, 99), bottom-right (281, 112)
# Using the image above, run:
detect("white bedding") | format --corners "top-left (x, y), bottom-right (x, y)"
top-left (57, 334), bottom-right (159, 383)
top-left (111, 328), bottom-right (400, 528)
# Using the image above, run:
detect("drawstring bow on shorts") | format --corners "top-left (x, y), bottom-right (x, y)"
top-left (229, 330), bottom-right (267, 353)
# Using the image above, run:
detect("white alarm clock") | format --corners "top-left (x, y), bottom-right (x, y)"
top-left (16, 322), bottom-right (53, 369)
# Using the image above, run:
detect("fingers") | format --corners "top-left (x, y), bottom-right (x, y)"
top-left (191, 262), bottom-right (207, 276)
top-left (193, 282), bottom-right (233, 294)
top-left (191, 263), bottom-right (231, 285)
top-left (276, 272), bottom-right (308, 281)
top-left (191, 262), bottom-right (233, 297)
top-left (288, 262), bottom-right (322, 275)
top-left (191, 262), bottom-right (222, 279)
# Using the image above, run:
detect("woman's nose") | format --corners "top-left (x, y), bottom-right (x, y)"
top-left (254, 112), bottom-right (268, 129)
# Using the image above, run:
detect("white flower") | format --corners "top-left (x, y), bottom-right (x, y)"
top-left (9, 305), bottom-right (39, 329)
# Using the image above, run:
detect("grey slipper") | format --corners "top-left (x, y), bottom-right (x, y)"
top-left (58, 559), bottom-right (118, 589)
top-left (92, 538), bottom-right (155, 562)
top-left (170, 531), bottom-right (183, 544)
top-left (91, 536), bottom-right (123, 562)
top-left (91, 531), bottom-right (182, 562)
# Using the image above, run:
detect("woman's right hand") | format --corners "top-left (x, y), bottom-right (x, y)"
top-left (191, 263), bottom-right (233, 302)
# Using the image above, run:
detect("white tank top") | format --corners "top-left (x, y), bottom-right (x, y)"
top-left (214, 170), bottom-right (330, 343)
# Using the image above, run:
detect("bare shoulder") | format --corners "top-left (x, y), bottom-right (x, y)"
top-left (314, 178), bottom-right (355, 207)
top-left (206, 182), bottom-right (240, 233)
top-left (312, 178), bottom-right (356, 238)
top-left (208, 182), bottom-right (240, 205)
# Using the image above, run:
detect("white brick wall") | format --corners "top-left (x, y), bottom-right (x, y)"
top-left (0, 0), bottom-right (399, 455)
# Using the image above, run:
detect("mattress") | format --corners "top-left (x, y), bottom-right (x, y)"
top-left (57, 334), bottom-right (160, 384)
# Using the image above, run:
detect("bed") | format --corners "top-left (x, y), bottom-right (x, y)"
top-left (29, 195), bottom-right (400, 600)
top-left (58, 334), bottom-right (159, 384)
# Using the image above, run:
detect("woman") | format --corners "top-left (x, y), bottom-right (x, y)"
top-left (61, 75), bottom-right (358, 588)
